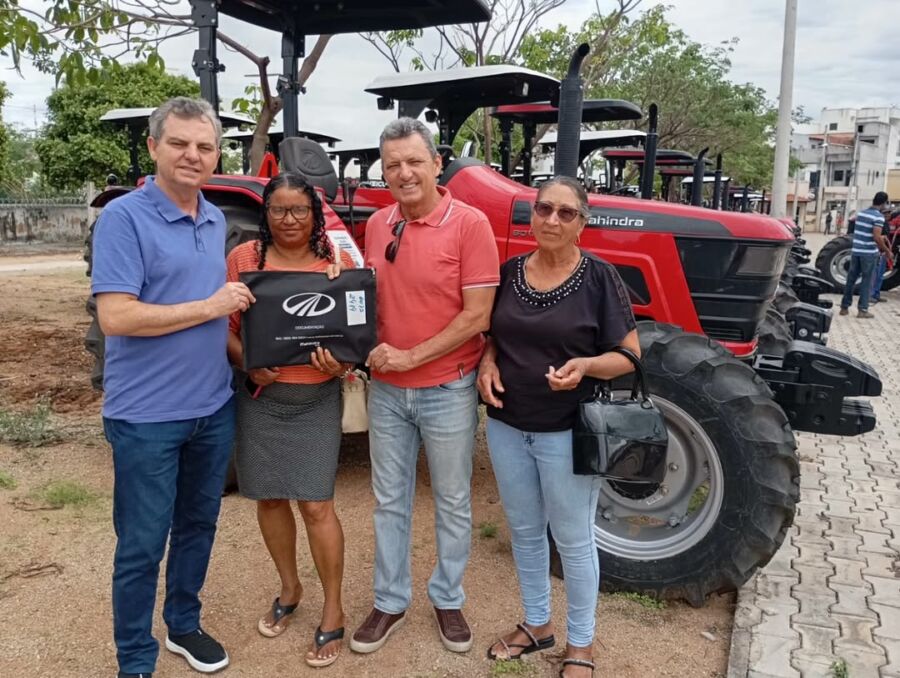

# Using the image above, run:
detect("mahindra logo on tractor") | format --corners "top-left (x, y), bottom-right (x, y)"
top-left (588, 214), bottom-right (645, 228)
top-left (282, 293), bottom-right (336, 317)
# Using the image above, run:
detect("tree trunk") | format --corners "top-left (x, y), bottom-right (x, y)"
top-left (247, 35), bottom-right (333, 175)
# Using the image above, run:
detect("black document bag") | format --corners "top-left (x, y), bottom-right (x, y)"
top-left (572, 347), bottom-right (668, 483)
top-left (239, 269), bottom-right (377, 370)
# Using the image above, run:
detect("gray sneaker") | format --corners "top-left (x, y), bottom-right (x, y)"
top-left (857, 310), bottom-right (874, 319)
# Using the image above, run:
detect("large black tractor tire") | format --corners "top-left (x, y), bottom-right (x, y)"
top-left (84, 297), bottom-right (105, 391)
top-left (550, 322), bottom-right (799, 606)
top-left (773, 282), bottom-right (800, 315)
top-left (815, 235), bottom-right (900, 293)
top-left (757, 307), bottom-right (792, 357)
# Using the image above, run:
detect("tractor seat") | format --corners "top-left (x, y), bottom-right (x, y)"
top-left (278, 137), bottom-right (339, 202)
top-left (439, 157), bottom-right (486, 186)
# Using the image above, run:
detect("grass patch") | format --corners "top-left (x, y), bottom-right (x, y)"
top-left (490, 659), bottom-right (536, 676)
top-left (478, 521), bottom-right (498, 539)
top-left (830, 659), bottom-right (849, 678)
top-left (612, 591), bottom-right (666, 609)
top-left (0, 470), bottom-right (16, 490)
top-left (0, 401), bottom-right (61, 447)
top-left (34, 480), bottom-right (97, 508)
top-left (687, 481), bottom-right (710, 515)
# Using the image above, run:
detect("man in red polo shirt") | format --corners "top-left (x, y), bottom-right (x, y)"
top-left (350, 118), bottom-right (499, 655)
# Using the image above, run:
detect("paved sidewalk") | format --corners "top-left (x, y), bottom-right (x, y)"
top-left (728, 284), bottom-right (900, 678)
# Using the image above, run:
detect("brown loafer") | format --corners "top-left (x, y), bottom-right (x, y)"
top-left (434, 607), bottom-right (473, 653)
top-left (349, 608), bottom-right (405, 654)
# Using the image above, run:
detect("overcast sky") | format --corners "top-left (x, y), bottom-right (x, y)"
top-left (3, 0), bottom-right (898, 145)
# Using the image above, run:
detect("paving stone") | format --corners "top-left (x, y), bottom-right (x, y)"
top-left (882, 506), bottom-right (900, 528)
top-left (757, 572), bottom-right (800, 601)
top-left (831, 612), bottom-right (880, 645)
top-left (791, 654), bottom-right (841, 678)
top-left (792, 590), bottom-right (839, 629)
top-left (794, 622), bottom-right (840, 655)
top-left (830, 643), bottom-right (887, 677)
top-left (873, 635), bottom-right (900, 677)
top-left (793, 545), bottom-right (834, 572)
top-left (796, 503), bottom-right (829, 520)
top-left (795, 523), bottom-right (831, 548)
top-left (747, 672), bottom-right (799, 678)
top-left (851, 507), bottom-right (891, 536)
top-left (825, 516), bottom-right (861, 540)
top-left (827, 535), bottom-right (866, 562)
top-left (793, 564), bottom-right (835, 594)
top-left (880, 491), bottom-right (900, 509)
top-left (848, 478), bottom-right (879, 495)
top-left (764, 542), bottom-right (801, 579)
top-left (871, 603), bottom-right (900, 640)
top-left (865, 574), bottom-right (900, 608)
top-left (817, 443), bottom-right (847, 459)
top-left (824, 500), bottom-right (855, 519)
top-left (858, 530), bottom-right (897, 556)
top-left (826, 556), bottom-right (868, 589)
top-left (801, 487), bottom-right (825, 504)
top-left (748, 633), bottom-right (800, 677)
top-left (853, 494), bottom-right (885, 513)
top-left (862, 552), bottom-right (900, 580)
top-left (831, 584), bottom-right (879, 620)
top-left (868, 460), bottom-right (898, 478)
top-left (733, 595), bottom-right (765, 630)
top-left (756, 601), bottom-right (800, 639)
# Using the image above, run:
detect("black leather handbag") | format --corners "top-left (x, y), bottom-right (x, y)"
top-left (572, 347), bottom-right (669, 483)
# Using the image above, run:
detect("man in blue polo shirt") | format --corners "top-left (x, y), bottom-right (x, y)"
top-left (91, 97), bottom-right (255, 678)
top-left (840, 191), bottom-right (891, 318)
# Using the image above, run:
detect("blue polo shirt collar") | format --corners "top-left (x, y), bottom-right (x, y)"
top-left (143, 176), bottom-right (214, 225)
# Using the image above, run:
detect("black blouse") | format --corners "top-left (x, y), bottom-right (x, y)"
top-left (486, 251), bottom-right (636, 432)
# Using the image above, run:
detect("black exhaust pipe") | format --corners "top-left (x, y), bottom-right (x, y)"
top-left (640, 104), bottom-right (658, 200)
top-left (690, 147), bottom-right (709, 206)
top-left (712, 153), bottom-right (723, 209)
top-left (554, 43), bottom-right (590, 179)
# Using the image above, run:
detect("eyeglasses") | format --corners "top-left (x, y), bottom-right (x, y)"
top-left (533, 201), bottom-right (582, 224)
top-left (267, 205), bottom-right (311, 220)
top-left (385, 219), bottom-right (407, 263)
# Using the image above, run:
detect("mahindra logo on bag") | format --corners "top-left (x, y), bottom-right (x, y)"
top-left (282, 293), bottom-right (336, 317)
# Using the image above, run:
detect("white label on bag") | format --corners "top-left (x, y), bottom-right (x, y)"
top-left (346, 290), bottom-right (366, 326)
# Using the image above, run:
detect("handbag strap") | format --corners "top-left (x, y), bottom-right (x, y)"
top-left (596, 346), bottom-right (649, 402)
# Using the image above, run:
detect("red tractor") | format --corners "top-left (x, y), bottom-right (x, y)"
top-left (85, 0), bottom-right (882, 606)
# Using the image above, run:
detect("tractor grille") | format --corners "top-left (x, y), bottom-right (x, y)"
top-left (676, 237), bottom-right (791, 342)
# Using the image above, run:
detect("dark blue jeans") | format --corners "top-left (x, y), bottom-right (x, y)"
top-left (871, 255), bottom-right (887, 300)
top-left (103, 396), bottom-right (235, 674)
top-left (841, 253), bottom-right (879, 312)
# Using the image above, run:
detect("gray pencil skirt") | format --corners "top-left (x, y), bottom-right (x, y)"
top-left (235, 379), bottom-right (341, 501)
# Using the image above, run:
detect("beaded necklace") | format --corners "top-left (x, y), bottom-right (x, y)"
top-left (513, 253), bottom-right (587, 308)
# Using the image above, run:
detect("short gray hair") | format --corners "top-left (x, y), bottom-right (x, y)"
top-left (537, 176), bottom-right (591, 219)
top-left (149, 96), bottom-right (223, 145)
top-left (379, 117), bottom-right (438, 157)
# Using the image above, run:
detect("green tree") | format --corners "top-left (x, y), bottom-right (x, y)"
top-left (2, 1), bottom-right (331, 174)
top-left (34, 63), bottom-right (199, 191)
top-left (519, 5), bottom-right (779, 187)
top-left (0, 81), bottom-right (10, 189)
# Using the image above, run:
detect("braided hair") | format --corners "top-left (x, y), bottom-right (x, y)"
top-left (257, 172), bottom-right (334, 270)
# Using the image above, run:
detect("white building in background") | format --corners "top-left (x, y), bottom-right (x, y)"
top-left (792, 106), bottom-right (900, 231)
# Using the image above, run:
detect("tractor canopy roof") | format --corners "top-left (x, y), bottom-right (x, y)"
top-left (490, 99), bottom-right (642, 124)
top-left (100, 107), bottom-right (255, 129)
top-left (603, 148), bottom-right (710, 166)
top-left (539, 129), bottom-right (646, 150)
top-left (216, 0), bottom-right (490, 34)
top-left (222, 125), bottom-right (341, 147)
top-left (667, 170), bottom-right (728, 180)
top-left (364, 65), bottom-right (560, 143)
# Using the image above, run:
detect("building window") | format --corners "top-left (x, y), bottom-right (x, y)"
top-left (829, 122), bottom-right (838, 131)
top-left (857, 124), bottom-right (865, 133)
top-left (833, 169), bottom-right (844, 183)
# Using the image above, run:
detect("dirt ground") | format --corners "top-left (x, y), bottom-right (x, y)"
top-left (0, 248), bottom-right (733, 678)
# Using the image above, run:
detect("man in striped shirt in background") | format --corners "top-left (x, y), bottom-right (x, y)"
top-left (840, 191), bottom-right (892, 318)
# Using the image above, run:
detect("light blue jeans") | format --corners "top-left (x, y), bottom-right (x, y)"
top-left (368, 371), bottom-right (478, 613)
top-left (486, 417), bottom-right (602, 648)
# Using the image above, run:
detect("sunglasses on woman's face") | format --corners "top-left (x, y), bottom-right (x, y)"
top-left (533, 200), bottom-right (581, 224)
top-left (267, 205), bottom-right (311, 220)
top-left (385, 219), bottom-right (407, 263)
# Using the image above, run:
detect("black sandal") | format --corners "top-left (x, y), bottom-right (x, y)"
top-left (257, 597), bottom-right (299, 638)
top-left (487, 622), bottom-right (555, 660)
top-left (559, 658), bottom-right (595, 676)
top-left (305, 626), bottom-right (345, 668)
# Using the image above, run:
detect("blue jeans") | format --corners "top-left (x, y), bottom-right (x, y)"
top-left (486, 417), bottom-right (602, 648)
top-left (368, 371), bottom-right (477, 613)
top-left (872, 255), bottom-right (887, 300)
top-left (103, 397), bottom-right (236, 674)
top-left (841, 253), bottom-right (879, 312)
